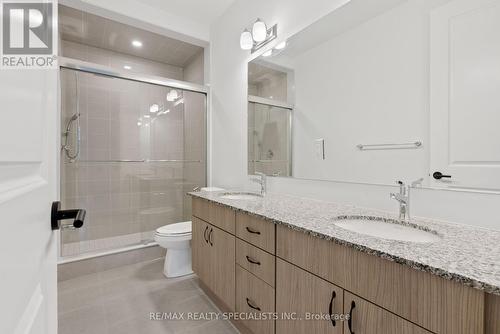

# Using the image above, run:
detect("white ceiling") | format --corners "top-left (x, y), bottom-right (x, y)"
top-left (60, 5), bottom-right (204, 67)
top-left (134, 0), bottom-right (235, 26)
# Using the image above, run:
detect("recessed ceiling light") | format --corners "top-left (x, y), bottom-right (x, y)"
top-left (262, 50), bottom-right (273, 57)
top-left (123, 65), bottom-right (132, 70)
top-left (275, 41), bottom-right (286, 50)
top-left (131, 40), bottom-right (143, 48)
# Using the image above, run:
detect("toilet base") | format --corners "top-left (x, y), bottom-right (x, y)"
top-left (163, 247), bottom-right (193, 278)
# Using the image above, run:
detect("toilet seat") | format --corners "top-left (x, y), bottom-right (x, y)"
top-left (155, 221), bottom-right (192, 237)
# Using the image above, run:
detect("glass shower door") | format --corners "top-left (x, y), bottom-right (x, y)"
top-left (60, 68), bottom-right (206, 257)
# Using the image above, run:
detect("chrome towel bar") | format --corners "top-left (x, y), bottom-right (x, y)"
top-left (356, 141), bottom-right (422, 150)
top-left (64, 159), bottom-right (202, 163)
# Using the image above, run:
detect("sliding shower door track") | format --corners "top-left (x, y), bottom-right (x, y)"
top-left (59, 56), bottom-right (209, 94)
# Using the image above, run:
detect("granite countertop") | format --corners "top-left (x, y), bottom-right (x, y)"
top-left (188, 190), bottom-right (500, 296)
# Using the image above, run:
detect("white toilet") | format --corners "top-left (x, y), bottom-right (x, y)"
top-left (154, 221), bottom-right (193, 278)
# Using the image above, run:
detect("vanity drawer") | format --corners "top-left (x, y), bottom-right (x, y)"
top-left (276, 224), bottom-right (484, 334)
top-left (192, 197), bottom-right (235, 234)
top-left (236, 212), bottom-right (275, 253)
top-left (236, 265), bottom-right (275, 334)
top-left (236, 238), bottom-right (275, 287)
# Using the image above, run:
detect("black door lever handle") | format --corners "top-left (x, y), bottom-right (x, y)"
top-left (433, 171), bottom-right (452, 180)
top-left (51, 201), bottom-right (86, 230)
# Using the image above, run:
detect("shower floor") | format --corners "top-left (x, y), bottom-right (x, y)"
top-left (61, 231), bottom-right (156, 257)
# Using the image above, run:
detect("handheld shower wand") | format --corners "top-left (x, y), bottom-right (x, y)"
top-left (62, 72), bottom-right (81, 162)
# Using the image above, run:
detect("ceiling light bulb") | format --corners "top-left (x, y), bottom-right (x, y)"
top-left (123, 65), bottom-right (132, 70)
top-left (149, 104), bottom-right (159, 113)
top-left (275, 41), bottom-right (286, 50)
top-left (262, 50), bottom-right (273, 57)
top-left (240, 29), bottom-right (253, 50)
top-left (252, 19), bottom-right (267, 43)
top-left (137, 122), bottom-right (142, 126)
top-left (131, 40), bottom-right (143, 48)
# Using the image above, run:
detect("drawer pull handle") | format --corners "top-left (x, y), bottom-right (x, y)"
top-left (203, 226), bottom-right (209, 243)
top-left (246, 255), bottom-right (261, 265)
top-left (348, 300), bottom-right (356, 334)
top-left (328, 290), bottom-right (336, 327)
top-left (246, 298), bottom-right (261, 311)
top-left (246, 227), bottom-right (261, 235)
top-left (208, 228), bottom-right (213, 246)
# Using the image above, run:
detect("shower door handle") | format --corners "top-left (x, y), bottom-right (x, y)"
top-left (51, 201), bottom-right (86, 230)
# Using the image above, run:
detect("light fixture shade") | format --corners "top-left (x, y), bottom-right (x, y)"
top-left (167, 90), bottom-right (179, 102)
top-left (240, 29), bottom-right (253, 50)
top-left (252, 19), bottom-right (267, 42)
top-left (149, 104), bottom-right (159, 113)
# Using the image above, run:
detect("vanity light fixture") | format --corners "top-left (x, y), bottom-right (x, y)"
top-left (252, 19), bottom-right (267, 42)
top-left (131, 40), bottom-right (143, 48)
top-left (166, 89), bottom-right (179, 102)
top-left (240, 29), bottom-right (253, 50)
top-left (149, 104), bottom-right (159, 113)
top-left (240, 18), bottom-right (277, 53)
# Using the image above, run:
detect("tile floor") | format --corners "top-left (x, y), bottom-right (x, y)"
top-left (58, 259), bottom-right (239, 334)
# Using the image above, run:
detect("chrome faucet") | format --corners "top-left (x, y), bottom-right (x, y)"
top-left (251, 172), bottom-right (267, 196)
top-left (390, 181), bottom-right (408, 221)
top-left (390, 178), bottom-right (424, 221)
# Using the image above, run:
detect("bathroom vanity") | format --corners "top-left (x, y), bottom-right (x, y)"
top-left (189, 192), bottom-right (500, 334)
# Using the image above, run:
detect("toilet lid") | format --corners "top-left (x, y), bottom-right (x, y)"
top-left (156, 221), bottom-right (192, 236)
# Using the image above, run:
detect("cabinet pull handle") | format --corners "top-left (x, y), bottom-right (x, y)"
top-left (246, 298), bottom-right (261, 311)
top-left (348, 300), bottom-right (356, 334)
top-left (328, 290), bottom-right (336, 327)
top-left (246, 255), bottom-right (261, 265)
top-left (246, 226), bottom-right (261, 235)
top-left (203, 226), bottom-right (209, 243)
top-left (208, 228), bottom-right (213, 246)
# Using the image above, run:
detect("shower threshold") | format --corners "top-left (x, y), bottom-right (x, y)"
top-left (59, 231), bottom-right (157, 264)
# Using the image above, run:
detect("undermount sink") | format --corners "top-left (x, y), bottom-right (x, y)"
top-left (219, 192), bottom-right (263, 200)
top-left (333, 215), bottom-right (441, 243)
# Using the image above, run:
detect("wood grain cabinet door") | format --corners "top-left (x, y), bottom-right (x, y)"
top-left (343, 292), bottom-right (432, 334)
top-left (208, 224), bottom-right (236, 311)
top-left (276, 259), bottom-right (343, 334)
top-left (192, 217), bottom-right (210, 286)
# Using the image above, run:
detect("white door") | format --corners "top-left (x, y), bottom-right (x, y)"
top-left (430, 0), bottom-right (500, 191)
top-left (0, 69), bottom-right (59, 331)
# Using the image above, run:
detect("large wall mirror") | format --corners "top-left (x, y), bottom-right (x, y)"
top-left (247, 0), bottom-right (500, 192)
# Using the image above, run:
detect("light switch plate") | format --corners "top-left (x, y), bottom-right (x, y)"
top-left (315, 138), bottom-right (325, 160)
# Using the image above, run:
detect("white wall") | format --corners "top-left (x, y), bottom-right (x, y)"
top-left (209, 0), bottom-right (500, 230)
